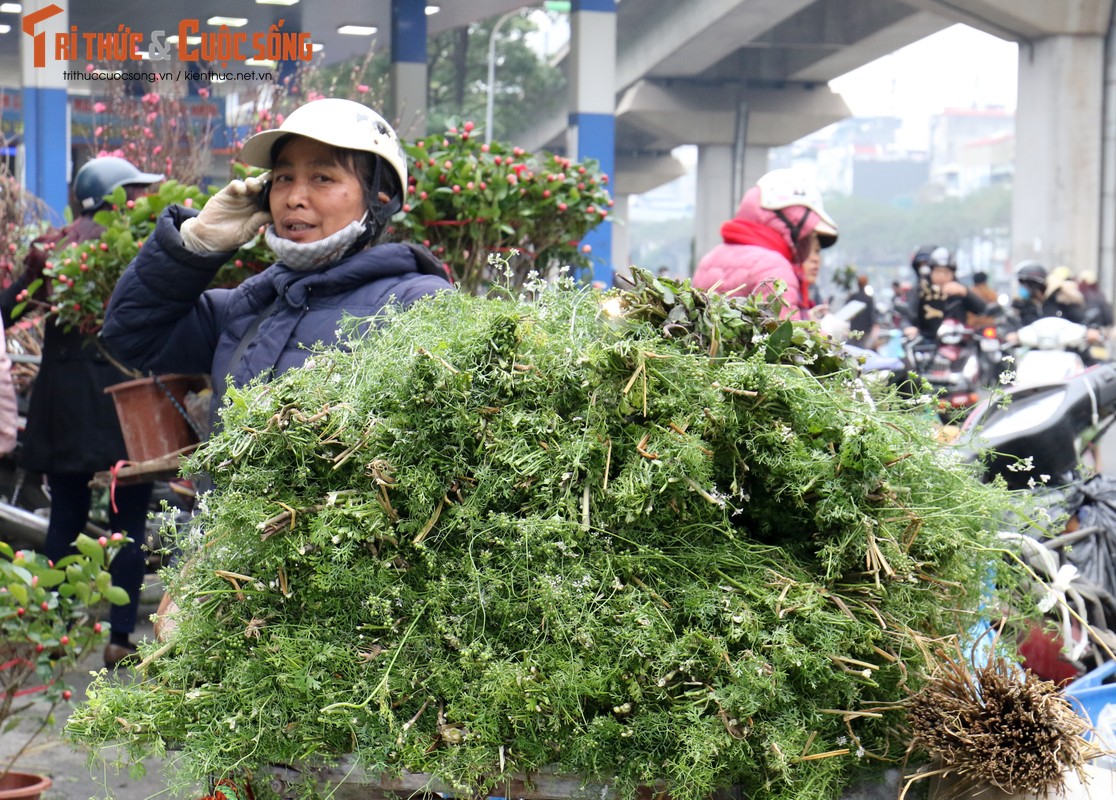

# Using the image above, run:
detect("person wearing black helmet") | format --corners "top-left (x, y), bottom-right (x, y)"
top-left (1010, 261), bottom-right (1049, 328)
top-left (903, 245), bottom-right (991, 340)
top-left (0, 156), bottom-right (163, 669)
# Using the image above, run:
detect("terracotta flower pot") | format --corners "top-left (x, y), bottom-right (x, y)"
top-left (104, 374), bottom-right (209, 462)
top-left (0, 771), bottom-right (52, 800)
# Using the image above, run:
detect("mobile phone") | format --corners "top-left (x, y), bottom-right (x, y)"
top-left (256, 179), bottom-right (271, 211)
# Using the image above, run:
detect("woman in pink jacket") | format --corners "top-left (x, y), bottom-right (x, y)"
top-left (693, 169), bottom-right (838, 321)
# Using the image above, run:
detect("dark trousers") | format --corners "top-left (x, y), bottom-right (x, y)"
top-left (42, 472), bottom-right (153, 637)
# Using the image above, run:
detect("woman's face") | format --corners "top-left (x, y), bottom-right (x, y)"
top-left (269, 136), bottom-right (366, 243)
top-left (930, 265), bottom-right (954, 286)
top-left (800, 233), bottom-right (821, 282)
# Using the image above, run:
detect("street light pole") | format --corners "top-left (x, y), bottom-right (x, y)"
top-left (485, 9), bottom-right (520, 145)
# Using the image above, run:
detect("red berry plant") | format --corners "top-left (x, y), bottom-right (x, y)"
top-left (395, 120), bottom-right (613, 295)
top-left (0, 535), bottom-right (128, 781)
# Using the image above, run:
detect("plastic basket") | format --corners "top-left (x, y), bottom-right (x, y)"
top-left (1065, 660), bottom-right (1116, 736)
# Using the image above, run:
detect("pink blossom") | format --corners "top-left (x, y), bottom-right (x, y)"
top-left (198, 87), bottom-right (210, 98)
top-left (357, 84), bottom-right (369, 93)
top-left (183, 197), bottom-right (193, 208)
top-left (94, 126), bottom-right (104, 136)
top-left (146, 111), bottom-right (158, 123)
top-left (93, 101), bottom-right (107, 113)
top-left (85, 63), bottom-right (95, 73)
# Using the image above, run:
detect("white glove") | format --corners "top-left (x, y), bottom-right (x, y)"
top-left (180, 173), bottom-right (272, 253)
top-left (818, 313), bottom-right (851, 341)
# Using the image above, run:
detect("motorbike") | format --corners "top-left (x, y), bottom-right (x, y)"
top-left (959, 362), bottom-right (1116, 680)
top-left (974, 321), bottom-right (1007, 387)
top-left (902, 318), bottom-right (983, 422)
top-left (1009, 316), bottom-right (1094, 389)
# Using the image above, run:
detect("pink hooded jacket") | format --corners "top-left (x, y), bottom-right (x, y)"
top-left (692, 186), bottom-right (831, 320)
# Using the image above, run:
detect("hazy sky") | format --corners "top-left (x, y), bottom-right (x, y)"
top-left (828, 24), bottom-right (1018, 147)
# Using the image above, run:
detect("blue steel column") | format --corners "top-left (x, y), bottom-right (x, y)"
top-left (390, 0), bottom-right (428, 138)
top-left (21, 0), bottom-right (69, 222)
top-left (568, 0), bottom-right (616, 287)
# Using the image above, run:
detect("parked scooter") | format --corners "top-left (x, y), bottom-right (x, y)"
top-left (974, 321), bottom-right (1007, 386)
top-left (960, 362), bottom-right (1116, 679)
top-left (1009, 316), bottom-right (1093, 389)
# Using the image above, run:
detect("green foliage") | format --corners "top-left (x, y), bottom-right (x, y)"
top-left (68, 270), bottom-right (1031, 800)
top-left (426, 14), bottom-right (567, 142)
top-left (32, 181), bottom-right (273, 334)
top-left (395, 124), bottom-right (612, 294)
top-left (0, 536), bottom-right (128, 777)
top-left (825, 185), bottom-right (1012, 267)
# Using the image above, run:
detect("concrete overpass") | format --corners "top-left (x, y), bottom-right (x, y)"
top-left (513, 0), bottom-right (1116, 288)
top-left (6, 0), bottom-right (1116, 288)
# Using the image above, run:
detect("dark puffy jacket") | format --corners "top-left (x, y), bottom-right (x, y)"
top-left (101, 206), bottom-right (452, 403)
top-left (0, 215), bottom-right (136, 473)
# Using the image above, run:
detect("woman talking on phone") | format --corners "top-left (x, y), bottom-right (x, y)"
top-left (101, 98), bottom-right (452, 410)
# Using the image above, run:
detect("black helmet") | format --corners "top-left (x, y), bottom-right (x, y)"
top-left (911, 244), bottom-right (939, 272)
top-left (73, 157), bottom-right (164, 212)
top-left (1015, 260), bottom-right (1047, 292)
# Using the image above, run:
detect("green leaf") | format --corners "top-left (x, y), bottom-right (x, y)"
top-left (764, 320), bottom-right (794, 363)
top-left (8, 582), bottom-right (28, 605)
top-left (105, 586), bottom-right (131, 606)
top-left (37, 568), bottom-right (67, 588)
top-left (74, 533), bottom-right (105, 567)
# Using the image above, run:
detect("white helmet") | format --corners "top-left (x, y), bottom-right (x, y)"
top-left (755, 168), bottom-right (838, 247)
top-left (239, 98), bottom-right (408, 234)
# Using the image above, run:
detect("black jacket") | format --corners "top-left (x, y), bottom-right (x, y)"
top-left (0, 215), bottom-right (135, 474)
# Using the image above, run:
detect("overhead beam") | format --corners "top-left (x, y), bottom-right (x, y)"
top-left (615, 79), bottom-right (851, 147)
top-left (899, 0), bottom-right (1113, 40)
top-left (616, 0), bottom-right (813, 88)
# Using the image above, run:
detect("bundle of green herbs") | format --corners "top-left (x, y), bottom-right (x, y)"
top-left (69, 269), bottom-right (1029, 800)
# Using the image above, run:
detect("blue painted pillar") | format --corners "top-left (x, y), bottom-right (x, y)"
top-left (390, 0), bottom-right (428, 138)
top-left (21, 0), bottom-right (69, 222)
top-left (568, 0), bottom-right (616, 287)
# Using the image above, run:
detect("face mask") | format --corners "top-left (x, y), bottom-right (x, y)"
top-left (1018, 286), bottom-right (1031, 301)
top-left (265, 216), bottom-right (369, 272)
